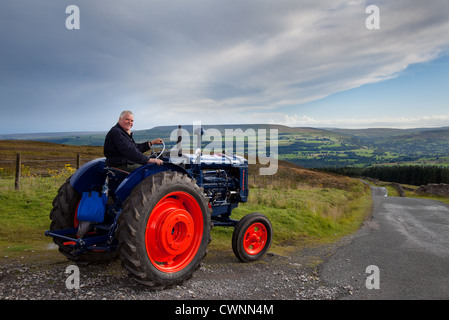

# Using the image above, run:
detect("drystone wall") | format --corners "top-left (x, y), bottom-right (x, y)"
top-left (416, 183), bottom-right (449, 198)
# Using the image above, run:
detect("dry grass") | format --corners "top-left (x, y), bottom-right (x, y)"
top-left (0, 140), bottom-right (103, 176)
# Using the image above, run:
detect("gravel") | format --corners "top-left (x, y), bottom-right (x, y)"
top-left (0, 244), bottom-right (353, 301)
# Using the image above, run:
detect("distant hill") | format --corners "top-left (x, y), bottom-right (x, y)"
top-left (1, 125), bottom-right (448, 168)
top-left (0, 131), bottom-right (108, 146)
top-left (0, 124), bottom-right (327, 146)
top-left (328, 126), bottom-right (449, 142)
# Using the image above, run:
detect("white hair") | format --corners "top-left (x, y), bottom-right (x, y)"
top-left (119, 110), bottom-right (133, 119)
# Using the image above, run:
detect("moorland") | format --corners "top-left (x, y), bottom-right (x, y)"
top-left (2, 124), bottom-right (448, 169)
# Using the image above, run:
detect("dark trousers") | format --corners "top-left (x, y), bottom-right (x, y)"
top-left (113, 163), bottom-right (142, 173)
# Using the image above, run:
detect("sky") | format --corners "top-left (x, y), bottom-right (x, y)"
top-left (0, 0), bottom-right (448, 134)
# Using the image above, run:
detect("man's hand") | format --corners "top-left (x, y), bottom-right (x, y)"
top-left (150, 138), bottom-right (164, 145)
top-left (148, 158), bottom-right (163, 165)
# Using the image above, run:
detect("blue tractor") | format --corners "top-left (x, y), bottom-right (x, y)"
top-left (46, 127), bottom-right (273, 289)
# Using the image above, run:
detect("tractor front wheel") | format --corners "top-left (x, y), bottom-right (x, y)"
top-left (232, 212), bottom-right (273, 262)
top-left (118, 171), bottom-right (211, 289)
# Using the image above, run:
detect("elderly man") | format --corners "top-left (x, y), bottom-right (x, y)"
top-left (104, 110), bottom-right (163, 172)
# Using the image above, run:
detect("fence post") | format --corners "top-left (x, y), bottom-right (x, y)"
top-left (76, 153), bottom-right (80, 169)
top-left (15, 153), bottom-right (21, 191)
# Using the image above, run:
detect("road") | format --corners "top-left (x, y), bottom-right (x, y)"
top-left (321, 187), bottom-right (449, 299)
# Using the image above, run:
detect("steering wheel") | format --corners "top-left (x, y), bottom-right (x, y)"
top-left (152, 141), bottom-right (166, 159)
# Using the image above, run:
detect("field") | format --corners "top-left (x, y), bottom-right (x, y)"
top-left (0, 140), bottom-right (103, 177)
top-left (0, 140), bottom-right (373, 258)
top-left (277, 126), bottom-right (449, 168)
top-left (3, 125), bottom-right (448, 169)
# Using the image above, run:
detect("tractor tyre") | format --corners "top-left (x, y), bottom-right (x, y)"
top-left (118, 171), bottom-right (212, 289)
top-left (49, 178), bottom-right (118, 262)
top-left (232, 212), bottom-right (273, 262)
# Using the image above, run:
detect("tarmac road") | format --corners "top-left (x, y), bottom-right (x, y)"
top-left (321, 187), bottom-right (449, 299)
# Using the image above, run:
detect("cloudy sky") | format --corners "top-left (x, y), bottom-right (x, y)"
top-left (1, 0), bottom-right (448, 134)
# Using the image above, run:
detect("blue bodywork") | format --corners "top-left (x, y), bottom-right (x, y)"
top-left (69, 154), bottom-right (248, 221)
top-left (46, 152), bottom-right (249, 254)
top-left (69, 158), bottom-right (191, 203)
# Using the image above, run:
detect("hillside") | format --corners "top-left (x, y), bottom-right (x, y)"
top-left (1, 124), bottom-right (449, 169)
top-left (287, 126), bottom-right (449, 168)
top-left (0, 124), bottom-right (349, 146)
top-left (0, 140), bottom-right (104, 176)
top-left (0, 139), bottom-right (360, 191)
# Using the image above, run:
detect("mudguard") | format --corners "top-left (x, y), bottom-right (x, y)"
top-left (69, 158), bottom-right (190, 203)
top-left (114, 163), bottom-right (190, 201)
top-left (70, 158), bottom-right (106, 194)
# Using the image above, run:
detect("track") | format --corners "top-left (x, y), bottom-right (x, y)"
top-left (321, 187), bottom-right (449, 299)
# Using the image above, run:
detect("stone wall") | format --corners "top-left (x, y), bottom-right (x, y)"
top-left (416, 183), bottom-right (449, 198)
top-left (390, 182), bottom-right (405, 197)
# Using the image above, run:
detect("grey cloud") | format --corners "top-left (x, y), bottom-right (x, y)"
top-left (0, 0), bottom-right (448, 132)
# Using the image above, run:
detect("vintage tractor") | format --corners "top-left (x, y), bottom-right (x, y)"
top-left (46, 127), bottom-right (273, 289)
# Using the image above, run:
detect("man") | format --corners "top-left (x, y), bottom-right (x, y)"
top-left (104, 110), bottom-right (164, 172)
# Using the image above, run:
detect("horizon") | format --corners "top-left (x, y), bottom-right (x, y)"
top-left (1, 123), bottom-right (448, 138)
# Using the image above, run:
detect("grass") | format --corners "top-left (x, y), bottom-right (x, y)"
top-left (0, 162), bottom-right (374, 259)
top-left (0, 177), bottom-right (64, 256)
top-left (0, 139), bottom-right (103, 176)
top-left (373, 181), bottom-right (449, 206)
top-left (209, 178), bottom-right (372, 253)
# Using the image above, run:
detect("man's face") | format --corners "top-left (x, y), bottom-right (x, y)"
top-left (118, 113), bottom-right (134, 133)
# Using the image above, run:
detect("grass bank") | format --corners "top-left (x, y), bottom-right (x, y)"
top-left (372, 180), bottom-right (449, 206)
top-left (0, 176), bottom-right (66, 256)
top-left (209, 176), bottom-right (372, 253)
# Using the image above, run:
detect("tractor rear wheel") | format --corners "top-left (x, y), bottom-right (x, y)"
top-left (118, 171), bottom-right (211, 289)
top-left (232, 212), bottom-right (273, 262)
top-left (49, 179), bottom-right (118, 262)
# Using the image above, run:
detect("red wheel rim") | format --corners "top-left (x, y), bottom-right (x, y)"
top-left (243, 222), bottom-right (268, 255)
top-left (145, 191), bottom-right (204, 273)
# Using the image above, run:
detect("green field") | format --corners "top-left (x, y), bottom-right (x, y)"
top-left (3, 124), bottom-right (447, 169)
top-left (276, 126), bottom-right (449, 168)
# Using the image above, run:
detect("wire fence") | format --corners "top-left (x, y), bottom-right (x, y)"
top-left (0, 153), bottom-right (96, 191)
top-left (2, 153), bottom-right (300, 192)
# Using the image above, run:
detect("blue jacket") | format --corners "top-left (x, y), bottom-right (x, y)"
top-left (104, 123), bottom-right (150, 166)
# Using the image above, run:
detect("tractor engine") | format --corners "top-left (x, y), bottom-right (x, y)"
top-left (203, 169), bottom-right (241, 206)
top-left (172, 153), bottom-right (248, 225)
